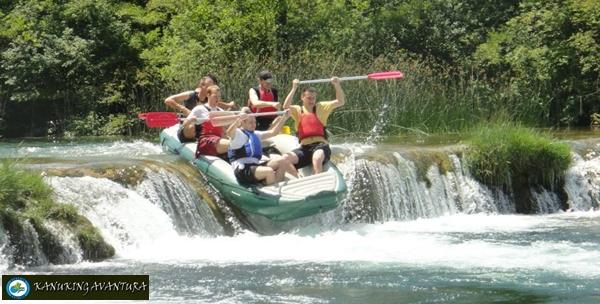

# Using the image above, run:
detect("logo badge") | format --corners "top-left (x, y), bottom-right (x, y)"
top-left (6, 277), bottom-right (30, 300)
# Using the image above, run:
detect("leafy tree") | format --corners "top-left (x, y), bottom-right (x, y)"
top-left (474, 0), bottom-right (600, 126)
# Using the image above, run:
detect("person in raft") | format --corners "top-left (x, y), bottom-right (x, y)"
top-left (247, 70), bottom-right (281, 131)
top-left (282, 77), bottom-right (345, 175)
top-left (164, 75), bottom-right (236, 142)
top-left (183, 85), bottom-right (238, 158)
top-left (226, 107), bottom-right (297, 185)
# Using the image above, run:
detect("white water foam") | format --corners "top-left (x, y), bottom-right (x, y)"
top-left (565, 149), bottom-right (600, 210)
top-left (12, 140), bottom-right (164, 159)
top-left (112, 212), bottom-right (600, 278)
top-left (46, 176), bottom-right (179, 254)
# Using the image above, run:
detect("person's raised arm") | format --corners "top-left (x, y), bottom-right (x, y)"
top-left (262, 110), bottom-right (291, 139)
top-left (283, 79), bottom-right (299, 110)
top-left (330, 77), bottom-right (345, 108)
top-left (226, 115), bottom-right (245, 140)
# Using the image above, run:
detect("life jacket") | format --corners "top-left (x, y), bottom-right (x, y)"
top-left (249, 86), bottom-right (278, 113)
top-left (184, 90), bottom-right (208, 111)
top-left (297, 106), bottom-right (326, 141)
top-left (200, 105), bottom-right (223, 137)
top-left (228, 130), bottom-right (263, 163)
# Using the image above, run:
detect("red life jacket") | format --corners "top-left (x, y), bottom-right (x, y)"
top-left (250, 86), bottom-right (278, 113)
top-left (298, 106), bottom-right (325, 140)
top-left (200, 105), bottom-right (223, 137)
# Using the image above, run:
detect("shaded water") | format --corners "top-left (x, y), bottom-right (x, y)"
top-left (1, 135), bottom-right (600, 303)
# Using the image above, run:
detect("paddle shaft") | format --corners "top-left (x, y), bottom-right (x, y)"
top-left (298, 75), bottom-right (367, 84)
top-left (215, 111), bottom-right (286, 121)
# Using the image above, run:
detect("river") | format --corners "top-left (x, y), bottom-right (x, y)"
top-left (1, 134), bottom-right (599, 303)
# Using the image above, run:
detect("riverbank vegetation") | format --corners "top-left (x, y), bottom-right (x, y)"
top-left (465, 121), bottom-right (572, 212)
top-left (0, 0), bottom-right (598, 138)
top-left (0, 161), bottom-right (114, 265)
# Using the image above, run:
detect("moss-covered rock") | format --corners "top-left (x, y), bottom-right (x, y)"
top-left (47, 204), bottom-right (115, 261)
top-left (466, 122), bottom-right (572, 213)
top-left (0, 161), bottom-right (115, 267)
top-left (77, 226), bottom-right (115, 261)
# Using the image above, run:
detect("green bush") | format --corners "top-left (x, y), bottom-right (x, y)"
top-left (466, 121), bottom-right (572, 188)
top-left (65, 112), bottom-right (107, 136)
top-left (100, 114), bottom-right (136, 136)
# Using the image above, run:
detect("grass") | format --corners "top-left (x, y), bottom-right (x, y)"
top-left (465, 120), bottom-right (572, 189)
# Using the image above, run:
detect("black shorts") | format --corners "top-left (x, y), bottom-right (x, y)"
top-left (255, 116), bottom-right (276, 131)
top-left (177, 124), bottom-right (202, 143)
top-left (291, 143), bottom-right (331, 169)
top-left (234, 162), bottom-right (268, 185)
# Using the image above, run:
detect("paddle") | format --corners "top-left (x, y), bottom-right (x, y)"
top-left (298, 71), bottom-right (404, 84)
top-left (140, 111), bottom-right (286, 128)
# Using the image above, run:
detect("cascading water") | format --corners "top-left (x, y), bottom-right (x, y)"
top-left (564, 146), bottom-right (600, 210)
top-left (1, 137), bottom-right (600, 303)
top-left (342, 150), bottom-right (513, 223)
top-left (135, 167), bottom-right (225, 236)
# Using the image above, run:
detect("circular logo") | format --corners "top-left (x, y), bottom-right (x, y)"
top-left (6, 277), bottom-right (30, 300)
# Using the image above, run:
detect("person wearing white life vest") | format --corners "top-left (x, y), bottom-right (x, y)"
top-left (184, 85), bottom-right (238, 158)
top-left (225, 107), bottom-right (296, 185)
top-left (282, 77), bottom-right (345, 175)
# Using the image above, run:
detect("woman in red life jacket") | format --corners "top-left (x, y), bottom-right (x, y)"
top-left (282, 77), bottom-right (345, 175)
top-left (181, 85), bottom-right (238, 158)
top-left (247, 70), bottom-right (281, 131)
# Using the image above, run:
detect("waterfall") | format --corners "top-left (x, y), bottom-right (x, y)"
top-left (341, 151), bottom-right (500, 222)
top-left (564, 148), bottom-right (600, 210)
top-left (338, 142), bottom-right (599, 223)
top-left (47, 176), bottom-right (180, 253)
top-left (1, 137), bottom-right (599, 269)
top-left (136, 168), bottom-right (224, 236)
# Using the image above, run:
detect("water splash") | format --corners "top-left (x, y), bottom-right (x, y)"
top-left (365, 103), bottom-right (389, 145)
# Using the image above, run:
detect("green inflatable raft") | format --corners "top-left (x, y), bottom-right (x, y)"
top-left (159, 125), bottom-right (347, 221)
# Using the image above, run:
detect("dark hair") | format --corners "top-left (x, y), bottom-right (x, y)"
top-left (301, 87), bottom-right (317, 95)
top-left (258, 70), bottom-right (273, 80)
top-left (197, 74), bottom-right (219, 87)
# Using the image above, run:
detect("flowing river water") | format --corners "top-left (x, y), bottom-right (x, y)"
top-left (1, 134), bottom-right (599, 303)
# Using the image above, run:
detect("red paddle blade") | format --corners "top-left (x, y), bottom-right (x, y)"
top-left (138, 113), bottom-right (148, 120)
top-left (143, 112), bottom-right (179, 128)
top-left (367, 71), bottom-right (404, 80)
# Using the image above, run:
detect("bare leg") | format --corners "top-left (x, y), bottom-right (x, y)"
top-left (267, 158), bottom-right (293, 183)
top-left (312, 149), bottom-right (325, 175)
top-left (282, 153), bottom-right (299, 177)
top-left (182, 124), bottom-right (196, 140)
top-left (215, 138), bottom-right (230, 154)
top-left (253, 166), bottom-right (276, 185)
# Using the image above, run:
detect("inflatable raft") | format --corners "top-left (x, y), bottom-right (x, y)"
top-left (159, 125), bottom-right (346, 221)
